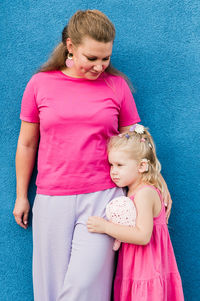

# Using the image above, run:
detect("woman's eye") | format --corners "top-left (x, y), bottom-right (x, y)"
top-left (87, 57), bottom-right (97, 61)
top-left (87, 57), bottom-right (110, 61)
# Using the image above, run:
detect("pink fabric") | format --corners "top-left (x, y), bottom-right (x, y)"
top-left (20, 71), bottom-right (140, 195)
top-left (114, 185), bottom-right (184, 301)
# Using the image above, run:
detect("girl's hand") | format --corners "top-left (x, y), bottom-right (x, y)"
top-left (87, 216), bottom-right (108, 234)
top-left (13, 198), bottom-right (30, 229)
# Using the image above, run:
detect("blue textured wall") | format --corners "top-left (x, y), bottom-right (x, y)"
top-left (1, 1), bottom-right (199, 300)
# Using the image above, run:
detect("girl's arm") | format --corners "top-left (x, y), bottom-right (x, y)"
top-left (13, 121), bottom-right (39, 229)
top-left (87, 188), bottom-right (156, 245)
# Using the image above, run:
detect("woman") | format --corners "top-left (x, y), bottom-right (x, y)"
top-left (13, 9), bottom-right (172, 301)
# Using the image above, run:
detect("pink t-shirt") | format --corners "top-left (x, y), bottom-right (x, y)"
top-left (20, 70), bottom-right (140, 195)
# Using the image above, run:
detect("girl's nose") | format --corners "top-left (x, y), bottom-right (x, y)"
top-left (111, 167), bottom-right (117, 175)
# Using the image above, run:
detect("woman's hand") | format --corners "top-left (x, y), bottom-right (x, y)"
top-left (87, 216), bottom-right (108, 234)
top-left (162, 186), bottom-right (172, 224)
top-left (13, 198), bottom-right (30, 229)
top-left (160, 174), bottom-right (172, 223)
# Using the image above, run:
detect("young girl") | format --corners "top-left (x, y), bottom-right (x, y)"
top-left (87, 124), bottom-right (184, 301)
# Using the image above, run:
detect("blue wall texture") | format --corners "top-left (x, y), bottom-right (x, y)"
top-left (1, 1), bottom-right (199, 300)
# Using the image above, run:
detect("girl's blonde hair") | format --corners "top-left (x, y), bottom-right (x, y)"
top-left (108, 125), bottom-right (163, 192)
top-left (38, 9), bottom-right (125, 78)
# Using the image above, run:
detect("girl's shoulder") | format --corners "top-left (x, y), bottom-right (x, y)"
top-left (130, 185), bottom-right (161, 203)
top-left (131, 185), bottom-right (163, 219)
top-left (132, 184), bottom-right (160, 195)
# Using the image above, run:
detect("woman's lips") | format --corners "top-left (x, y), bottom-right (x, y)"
top-left (90, 72), bottom-right (100, 76)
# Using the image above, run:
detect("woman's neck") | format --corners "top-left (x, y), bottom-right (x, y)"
top-left (61, 67), bottom-right (83, 78)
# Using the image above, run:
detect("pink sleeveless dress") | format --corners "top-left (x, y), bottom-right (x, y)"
top-left (114, 185), bottom-right (184, 301)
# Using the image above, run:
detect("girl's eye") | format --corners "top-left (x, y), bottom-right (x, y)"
top-left (103, 57), bottom-right (110, 61)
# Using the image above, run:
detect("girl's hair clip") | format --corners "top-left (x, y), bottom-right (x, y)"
top-left (129, 124), bottom-right (137, 132)
top-left (130, 124), bottom-right (145, 134)
top-left (148, 142), bottom-right (153, 149)
top-left (125, 133), bottom-right (130, 139)
top-left (140, 138), bottom-right (146, 142)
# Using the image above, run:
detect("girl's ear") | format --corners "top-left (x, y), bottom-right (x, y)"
top-left (138, 160), bottom-right (149, 173)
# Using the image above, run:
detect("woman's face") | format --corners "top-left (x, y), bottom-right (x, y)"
top-left (66, 36), bottom-right (113, 80)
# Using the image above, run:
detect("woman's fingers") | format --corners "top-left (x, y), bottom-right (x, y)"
top-left (13, 213), bottom-right (28, 229)
top-left (164, 196), bottom-right (172, 224)
top-left (13, 200), bottom-right (30, 229)
top-left (23, 211), bottom-right (29, 228)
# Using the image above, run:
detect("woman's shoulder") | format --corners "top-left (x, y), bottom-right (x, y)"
top-left (31, 70), bottom-right (59, 80)
top-left (103, 72), bottom-right (132, 95)
top-left (103, 72), bottom-right (126, 84)
top-left (27, 70), bottom-right (60, 87)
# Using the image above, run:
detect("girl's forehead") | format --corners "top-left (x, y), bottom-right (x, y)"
top-left (108, 146), bottom-right (139, 162)
top-left (108, 148), bottom-right (130, 159)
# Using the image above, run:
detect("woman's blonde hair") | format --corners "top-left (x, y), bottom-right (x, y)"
top-left (108, 125), bottom-right (163, 191)
top-left (38, 9), bottom-right (124, 77)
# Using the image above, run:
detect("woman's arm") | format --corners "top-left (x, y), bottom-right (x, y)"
top-left (119, 124), bottom-right (136, 134)
top-left (13, 121), bottom-right (39, 229)
top-left (159, 174), bottom-right (172, 223)
top-left (87, 188), bottom-right (155, 245)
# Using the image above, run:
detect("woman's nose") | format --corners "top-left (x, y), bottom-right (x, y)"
top-left (93, 64), bottom-right (103, 72)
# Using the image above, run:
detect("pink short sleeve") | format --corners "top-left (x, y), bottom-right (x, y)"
top-left (118, 78), bottom-right (140, 127)
top-left (20, 76), bottom-right (39, 123)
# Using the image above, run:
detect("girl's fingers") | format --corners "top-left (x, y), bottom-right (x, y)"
top-left (87, 225), bottom-right (95, 232)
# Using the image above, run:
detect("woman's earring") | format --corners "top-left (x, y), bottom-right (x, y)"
top-left (65, 53), bottom-right (74, 68)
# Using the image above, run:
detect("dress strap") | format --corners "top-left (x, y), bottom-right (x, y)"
top-left (132, 184), bottom-right (160, 196)
top-left (131, 184), bottom-right (165, 221)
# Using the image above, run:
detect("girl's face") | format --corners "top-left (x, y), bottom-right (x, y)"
top-left (66, 36), bottom-right (113, 80)
top-left (108, 149), bottom-right (141, 190)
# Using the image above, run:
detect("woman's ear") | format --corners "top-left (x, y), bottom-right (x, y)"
top-left (138, 160), bottom-right (149, 173)
top-left (66, 38), bottom-right (73, 53)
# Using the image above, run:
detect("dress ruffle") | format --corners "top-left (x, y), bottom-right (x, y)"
top-left (114, 273), bottom-right (184, 301)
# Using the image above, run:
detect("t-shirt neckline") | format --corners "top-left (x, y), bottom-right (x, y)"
top-left (57, 70), bottom-right (105, 82)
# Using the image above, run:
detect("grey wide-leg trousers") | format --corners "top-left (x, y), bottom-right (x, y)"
top-left (32, 187), bottom-right (124, 301)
